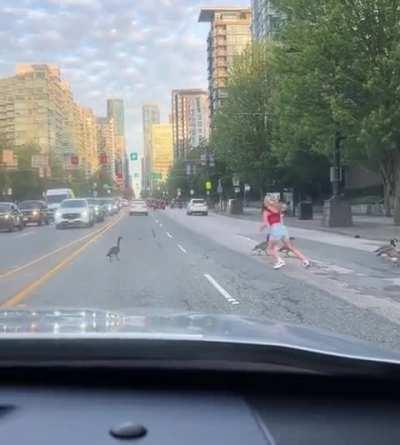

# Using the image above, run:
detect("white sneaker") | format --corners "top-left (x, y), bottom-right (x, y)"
top-left (303, 260), bottom-right (311, 268)
top-left (273, 260), bottom-right (286, 270)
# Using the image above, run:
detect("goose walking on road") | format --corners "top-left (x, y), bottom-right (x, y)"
top-left (106, 236), bottom-right (123, 262)
top-left (375, 239), bottom-right (399, 256)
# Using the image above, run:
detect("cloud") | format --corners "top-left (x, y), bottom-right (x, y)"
top-left (0, 0), bottom-right (249, 153)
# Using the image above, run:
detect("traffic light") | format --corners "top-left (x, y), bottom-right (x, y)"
top-left (130, 152), bottom-right (138, 161)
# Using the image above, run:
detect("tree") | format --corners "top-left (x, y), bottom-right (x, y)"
top-left (212, 42), bottom-right (279, 199)
top-left (273, 0), bottom-right (400, 222)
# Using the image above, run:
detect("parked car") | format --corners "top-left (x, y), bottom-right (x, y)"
top-left (54, 199), bottom-right (95, 229)
top-left (129, 200), bottom-right (148, 216)
top-left (0, 202), bottom-right (24, 232)
top-left (19, 200), bottom-right (49, 226)
top-left (187, 199), bottom-right (208, 216)
top-left (84, 198), bottom-right (105, 223)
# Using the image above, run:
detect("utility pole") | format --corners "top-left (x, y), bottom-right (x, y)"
top-left (332, 130), bottom-right (345, 198)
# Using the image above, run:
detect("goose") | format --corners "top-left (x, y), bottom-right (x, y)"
top-left (252, 237), bottom-right (296, 256)
top-left (375, 239), bottom-right (399, 256)
top-left (106, 236), bottom-right (123, 262)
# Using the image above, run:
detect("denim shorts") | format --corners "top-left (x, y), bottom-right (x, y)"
top-left (269, 223), bottom-right (289, 241)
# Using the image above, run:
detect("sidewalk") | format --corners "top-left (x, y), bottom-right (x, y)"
top-left (215, 207), bottom-right (399, 242)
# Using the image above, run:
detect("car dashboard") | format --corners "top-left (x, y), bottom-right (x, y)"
top-left (0, 367), bottom-right (399, 445)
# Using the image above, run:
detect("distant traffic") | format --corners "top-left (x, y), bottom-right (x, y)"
top-left (0, 191), bottom-right (211, 233)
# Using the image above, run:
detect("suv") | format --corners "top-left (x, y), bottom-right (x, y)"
top-left (187, 199), bottom-right (208, 216)
top-left (84, 198), bottom-right (105, 223)
top-left (54, 199), bottom-right (94, 229)
top-left (0, 202), bottom-right (24, 232)
top-left (19, 200), bottom-right (49, 226)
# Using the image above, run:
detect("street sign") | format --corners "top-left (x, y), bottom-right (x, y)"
top-left (217, 179), bottom-right (223, 194)
top-left (330, 166), bottom-right (343, 182)
top-left (130, 152), bottom-right (138, 161)
top-left (177, 188), bottom-right (182, 197)
top-left (234, 186), bottom-right (240, 194)
top-left (152, 172), bottom-right (162, 180)
top-left (244, 184), bottom-right (251, 192)
top-left (232, 174), bottom-right (240, 187)
top-left (190, 189), bottom-right (195, 196)
top-left (205, 181), bottom-right (212, 191)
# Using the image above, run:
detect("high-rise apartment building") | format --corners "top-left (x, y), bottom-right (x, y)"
top-left (107, 99), bottom-right (125, 137)
top-left (0, 64), bottom-right (100, 179)
top-left (150, 123), bottom-right (173, 183)
top-left (171, 89), bottom-right (209, 160)
top-left (142, 104), bottom-right (160, 189)
top-left (97, 116), bottom-right (117, 183)
top-left (199, 7), bottom-right (251, 117)
top-left (0, 64), bottom-right (64, 167)
top-left (79, 107), bottom-right (98, 178)
top-left (107, 98), bottom-right (126, 187)
top-left (251, 0), bottom-right (283, 40)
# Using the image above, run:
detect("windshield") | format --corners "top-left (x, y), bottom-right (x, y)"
top-left (60, 200), bottom-right (87, 209)
top-left (20, 201), bottom-right (42, 209)
top-left (0, 204), bottom-right (11, 212)
top-left (47, 195), bottom-right (68, 204)
top-left (1, 0), bottom-right (400, 368)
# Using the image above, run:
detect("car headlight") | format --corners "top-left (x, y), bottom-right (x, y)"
top-left (82, 210), bottom-right (88, 218)
top-left (32, 210), bottom-right (39, 216)
top-left (108, 205), bottom-right (112, 211)
top-left (55, 210), bottom-right (62, 218)
top-left (4, 213), bottom-right (10, 220)
top-left (94, 206), bottom-right (100, 214)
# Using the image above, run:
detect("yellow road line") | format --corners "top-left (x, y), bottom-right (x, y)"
top-left (0, 217), bottom-right (118, 279)
top-left (1, 214), bottom-right (124, 309)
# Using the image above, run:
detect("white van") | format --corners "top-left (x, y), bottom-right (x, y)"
top-left (46, 188), bottom-right (75, 220)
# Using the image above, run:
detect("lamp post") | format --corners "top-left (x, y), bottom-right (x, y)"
top-left (332, 131), bottom-right (345, 198)
top-left (322, 130), bottom-right (353, 227)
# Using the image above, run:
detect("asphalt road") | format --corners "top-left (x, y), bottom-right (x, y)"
top-left (1, 207), bottom-right (400, 352)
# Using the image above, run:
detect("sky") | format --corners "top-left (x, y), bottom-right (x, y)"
top-left (0, 0), bottom-right (249, 156)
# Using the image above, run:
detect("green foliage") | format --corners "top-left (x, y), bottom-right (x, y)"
top-left (212, 42), bottom-right (279, 197)
top-left (273, 0), bottom-right (400, 221)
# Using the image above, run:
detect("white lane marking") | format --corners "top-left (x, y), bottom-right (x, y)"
top-left (177, 244), bottom-right (187, 254)
top-left (204, 273), bottom-right (240, 306)
top-left (166, 232), bottom-right (173, 239)
top-left (155, 219), bottom-right (159, 224)
top-left (238, 235), bottom-right (254, 242)
top-left (159, 223), bottom-right (163, 227)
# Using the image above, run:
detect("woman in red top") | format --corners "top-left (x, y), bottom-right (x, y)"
top-left (260, 197), bottom-right (310, 269)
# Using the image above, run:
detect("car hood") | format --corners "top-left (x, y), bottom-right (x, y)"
top-left (57, 207), bottom-right (86, 213)
top-left (0, 309), bottom-right (399, 363)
